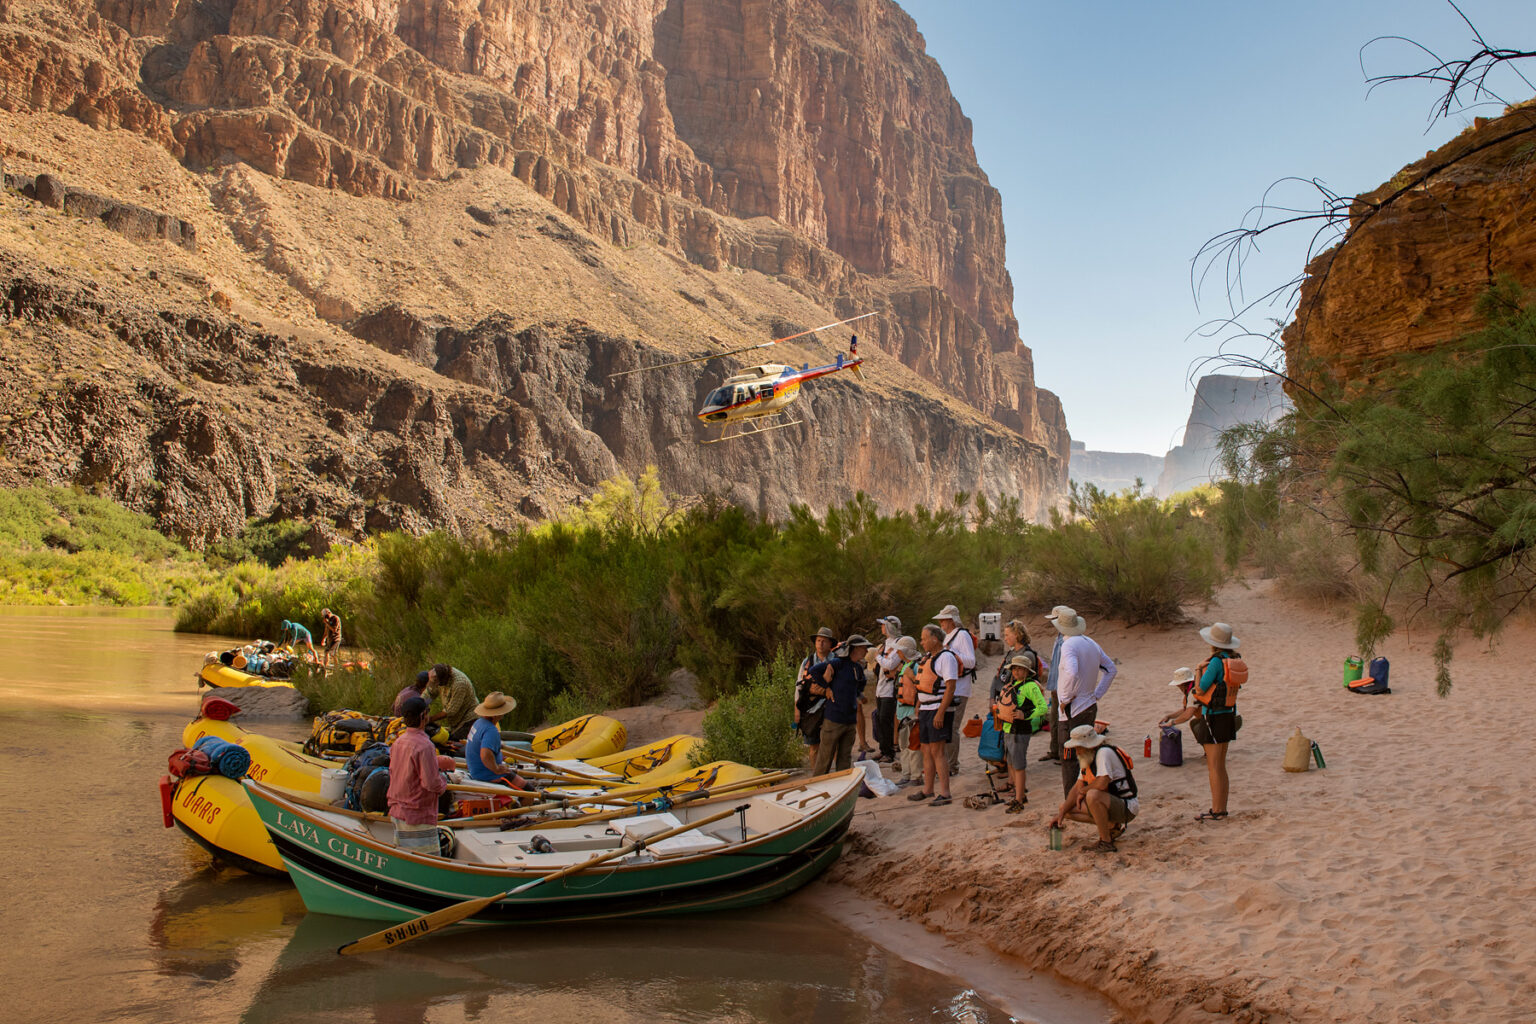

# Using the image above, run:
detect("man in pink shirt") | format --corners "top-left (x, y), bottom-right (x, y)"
top-left (387, 696), bottom-right (448, 853)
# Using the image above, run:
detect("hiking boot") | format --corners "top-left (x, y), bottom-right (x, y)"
top-left (1005, 799), bottom-right (1027, 814)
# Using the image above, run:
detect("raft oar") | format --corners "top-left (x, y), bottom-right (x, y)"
top-left (443, 769), bottom-right (789, 828)
top-left (338, 802), bottom-right (751, 955)
top-left (506, 770), bottom-right (792, 831)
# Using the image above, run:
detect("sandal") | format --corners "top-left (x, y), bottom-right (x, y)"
top-left (1194, 810), bottom-right (1229, 822)
top-left (1005, 799), bottom-right (1027, 814)
top-left (907, 791), bottom-right (931, 802)
top-left (1110, 823), bottom-right (1127, 839)
top-left (1091, 839), bottom-right (1117, 853)
top-left (929, 795), bottom-right (952, 806)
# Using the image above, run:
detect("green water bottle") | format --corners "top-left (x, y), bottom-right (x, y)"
top-left (1311, 741), bottom-right (1326, 769)
top-left (1343, 656), bottom-right (1363, 690)
top-left (1048, 825), bottom-right (1063, 851)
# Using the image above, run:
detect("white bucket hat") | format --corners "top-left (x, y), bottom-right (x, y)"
top-left (1168, 667), bottom-right (1196, 687)
top-left (934, 604), bottom-right (961, 624)
top-left (1199, 622), bottom-right (1241, 650)
top-left (1046, 606), bottom-right (1087, 637)
top-left (1063, 724), bottom-right (1105, 750)
top-left (877, 615), bottom-right (902, 633)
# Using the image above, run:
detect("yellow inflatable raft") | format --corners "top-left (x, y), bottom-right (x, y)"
top-left (530, 713), bottom-right (628, 759)
top-left (198, 663), bottom-right (296, 689)
top-left (170, 773), bottom-right (290, 875)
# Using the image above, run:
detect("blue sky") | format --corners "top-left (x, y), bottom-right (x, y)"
top-left (897, 0), bottom-right (1535, 453)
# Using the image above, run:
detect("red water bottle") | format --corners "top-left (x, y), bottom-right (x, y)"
top-left (1144, 734), bottom-right (1152, 759)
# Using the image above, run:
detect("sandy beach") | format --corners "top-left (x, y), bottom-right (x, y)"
top-left (815, 577), bottom-right (1536, 1023)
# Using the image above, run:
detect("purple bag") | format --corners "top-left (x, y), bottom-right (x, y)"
top-left (1159, 725), bottom-right (1183, 766)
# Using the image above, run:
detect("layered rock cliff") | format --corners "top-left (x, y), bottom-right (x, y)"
top-left (1283, 100), bottom-right (1536, 387)
top-left (0, 0), bottom-right (1069, 540)
top-left (1067, 441), bottom-right (1163, 496)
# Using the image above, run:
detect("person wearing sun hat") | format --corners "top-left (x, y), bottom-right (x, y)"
top-left (871, 615), bottom-right (905, 763)
top-left (1160, 622), bottom-right (1243, 821)
top-left (1047, 606), bottom-right (1117, 797)
top-left (795, 627), bottom-right (837, 763)
top-left (811, 634), bottom-right (873, 775)
top-left (386, 695), bottom-right (449, 853)
top-left (934, 604), bottom-right (976, 776)
top-left (1048, 723), bottom-right (1139, 852)
top-left (464, 691), bottom-right (528, 788)
top-left (1167, 666), bottom-right (1196, 708)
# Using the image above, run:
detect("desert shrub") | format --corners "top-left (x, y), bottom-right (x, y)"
top-left (288, 662), bottom-right (399, 716)
top-left (1019, 483), bottom-right (1221, 626)
top-left (691, 645), bottom-right (806, 770)
top-left (206, 518), bottom-right (316, 568)
top-left (173, 541), bottom-right (376, 641)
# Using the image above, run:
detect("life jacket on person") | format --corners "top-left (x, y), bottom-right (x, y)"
top-left (1080, 744), bottom-right (1138, 801)
top-left (943, 628), bottom-right (978, 687)
top-left (916, 651), bottom-right (958, 697)
top-left (995, 678), bottom-right (1048, 735)
top-left (1193, 652), bottom-right (1247, 710)
top-left (898, 662), bottom-right (919, 706)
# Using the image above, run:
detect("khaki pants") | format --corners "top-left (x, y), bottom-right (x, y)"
top-left (813, 719), bottom-right (856, 775)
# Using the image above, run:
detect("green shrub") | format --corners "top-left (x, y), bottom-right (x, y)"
top-left (288, 662), bottom-right (399, 717)
top-left (173, 541), bottom-right (376, 641)
top-left (1018, 483), bottom-right (1221, 626)
top-left (691, 645), bottom-right (806, 770)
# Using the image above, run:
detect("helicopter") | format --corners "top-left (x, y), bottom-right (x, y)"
top-left (609, 312), bottom-right (875, 443)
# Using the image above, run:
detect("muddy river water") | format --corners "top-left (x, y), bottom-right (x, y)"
top-left (0, 608), bottom-right (1111, 1024)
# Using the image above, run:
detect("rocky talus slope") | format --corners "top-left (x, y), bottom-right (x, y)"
top-left (1283, 100), bottom-right (1536, 387)
top-left (0, 0), bottom-right (1069, 541)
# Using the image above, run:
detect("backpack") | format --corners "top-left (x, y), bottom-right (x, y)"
top-left (1194, 653), bottom-right (1247, 709)
top-left (943, 629), bottom-right (978, 684)
top-left (1083, 744), bottom-right (1138, 801)
top-left (1349, 656), bottom-right (1391, 695)
top-left (343, 742), bottom-right (391, 811)
top-left (977, 713), bottom-right (1005, 765)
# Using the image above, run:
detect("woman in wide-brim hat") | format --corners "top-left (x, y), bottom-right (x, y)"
top-left (1160, 622), bottom-right (1242, 821)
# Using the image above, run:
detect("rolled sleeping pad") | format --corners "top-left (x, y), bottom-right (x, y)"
top-left (193, 735), bottom-right (253, 780)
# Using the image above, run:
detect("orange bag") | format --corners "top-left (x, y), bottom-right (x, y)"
top-left (962, 715), bottom-right (983, 738)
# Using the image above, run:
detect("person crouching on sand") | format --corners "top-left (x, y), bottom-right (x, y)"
top-left (1048, 725), bottom-right (1138, 853)
top-left (1159, 622), bottom-right (1243, 822)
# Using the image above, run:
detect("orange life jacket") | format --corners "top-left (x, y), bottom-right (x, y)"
top-left (1079, 744), bottom-right (1138, 800)
top-left (916, 653), bottom-right (940, 695)
top-left (898, 663), bottom-right (919, 706)
top-left (1193, 653), bottom-right (1247, 709)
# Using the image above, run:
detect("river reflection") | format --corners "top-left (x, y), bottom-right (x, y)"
top-left (0, 608), bottom-right (1106, 1024)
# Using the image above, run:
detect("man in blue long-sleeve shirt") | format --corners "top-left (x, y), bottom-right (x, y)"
top-left (810, 634), bottom-right (872, 775)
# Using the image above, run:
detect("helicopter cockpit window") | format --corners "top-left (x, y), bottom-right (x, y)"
top-left (704, 387), bottom-right (731, 408)
top-left (734, 386), bottom-right (752, 404)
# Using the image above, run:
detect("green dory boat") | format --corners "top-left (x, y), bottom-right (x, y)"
top-left (243, 769), bottom-right (862, 926)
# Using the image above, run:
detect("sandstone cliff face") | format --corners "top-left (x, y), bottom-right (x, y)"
top-left (1283, 102), bottom-right (1536, 387)
top-left (0, 0), bottom-right (1063, 452)
top-left (1156, 374), bottom-right (1288, 497)
top-left (0, 0), bottom-right (1071, 534)
top-left (1068, 441), bottom-right (1163, 496)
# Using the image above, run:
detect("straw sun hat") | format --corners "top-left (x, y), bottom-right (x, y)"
top-left (1199, 622), bottom-right (1241, 650)
top-left (474, 692), bottom-right (517, 717)
top-left (1063, 724), bottom-right (1106, 750)
top-left (1168, 667), bottom-right (1196, 687)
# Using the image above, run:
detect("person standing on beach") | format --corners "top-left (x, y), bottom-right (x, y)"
top-left (386, 695), bottom-right (448, 854)
top-left (936, 605), bottom-right (976, 777)
top-left (873, 615), bottom-right (904, 763)
top-left (1160, 622), bottom-right (1243, 821)
top-left (810, 635), bottom-right (872, 775)
top-left (318, 608), bottom-right (343, 671)
top-left (994, 651), bottom-right (1049, 812)
top-left (1048, 607), bottom-right (1117, 797)
top-left (893, 635), bottom-right (923, 786)
top-left (1039, 607), bottom-right (1070, 763)
top-left (909, 624), bottom-right (958, 806)
top-left (795, 627), bottom-right (836, 766)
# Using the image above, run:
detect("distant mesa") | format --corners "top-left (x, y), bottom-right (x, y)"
top-left (1068, 373), bottom-right (1290, 499)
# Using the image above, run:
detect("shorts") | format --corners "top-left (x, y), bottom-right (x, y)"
top-left (799, 709), bottom-right (824, 746)
top-left (1004, 729), bottom-right (1032, 769)
top-left (1191, 711), bottom-right (1238, 745)
top-left (392, 819), bottom-right (440, 854)
top-left (1107, 795), bottom-right (1136, 825)
top-left (917, 708), bottom-right (951, 745)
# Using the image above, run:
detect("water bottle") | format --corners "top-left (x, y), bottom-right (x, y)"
top-left (1143, 734), bottom-right (1152, 759)
top-left (1311, 741), bottom-right (1326, 769)
top-left (1048, 825), bottom-right (1063, 851)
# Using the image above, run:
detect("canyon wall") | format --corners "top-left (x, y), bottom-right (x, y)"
top-left (0, 0), bottom-right (1070, 536)
top-left (1156, 374), bottom-right (1288, 497)
top-left (1283, 101), bottom-right (1536, 388)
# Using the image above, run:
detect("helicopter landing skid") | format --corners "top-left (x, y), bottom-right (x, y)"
top-left (701, 418), bottom-right (802, 444)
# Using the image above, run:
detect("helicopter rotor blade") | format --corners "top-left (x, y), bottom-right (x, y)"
top-left (607, 311), bottom-right (876, 380)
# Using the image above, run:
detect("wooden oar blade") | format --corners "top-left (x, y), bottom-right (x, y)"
top-left (338, 890), bottom-right (504, 955)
